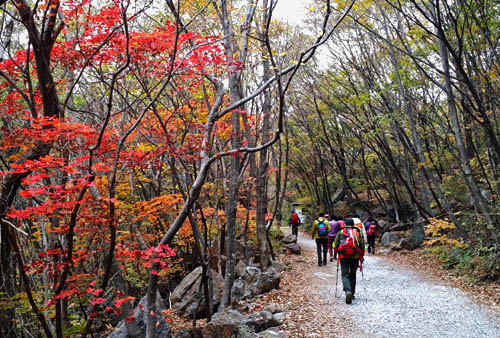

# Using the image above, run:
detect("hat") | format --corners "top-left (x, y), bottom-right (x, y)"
top-left (345, 218), bottom-right (354, 226)
top-left (352, 217), bottom-right (362, 225)
top-left (324, 214), bottom-right (329, 219)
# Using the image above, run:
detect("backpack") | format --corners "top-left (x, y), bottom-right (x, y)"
top-left (317, 220), bottom-right (328, 237)
top-left (367, 223), bottom-right (377, 236)
top-left (339, 228), bottom-right (360, 257)
top-left (291, 213), bottom-right (300, 226)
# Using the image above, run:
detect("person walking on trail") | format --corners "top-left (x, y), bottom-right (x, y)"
top-left (352, 216), bottom-right (367, 243)
top-left (328, 216), bottom-right (341, 262)
top-left (311, 212), bottom-right (331, 266)
top-left (289, 211), bottom-right (301, 241)
top-left (365, 217), bottom-right (377, 254)
top-left (333, 218), bottom-right (365, 304)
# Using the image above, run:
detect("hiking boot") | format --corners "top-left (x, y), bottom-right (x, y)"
top-left (318, 261), bottom-right (322, 266)
top-left (345, 292), bottom-right (353, 304)
top-left (352, 294), bottom-right (356, 300)
top-left (330, 256), bottom-right (334, 262)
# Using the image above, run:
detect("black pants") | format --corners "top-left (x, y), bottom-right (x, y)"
top-left (340, 258), bottom-right (359, 294)
top-left (315, 238), bottom-right (328, 264)
top-left (292, 225), bottom-right (298, 239)
top-left (368, 235), bottom-right (376, 253)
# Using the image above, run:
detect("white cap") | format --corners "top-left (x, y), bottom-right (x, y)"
top-left (352, 218), bottom-right (362, 225)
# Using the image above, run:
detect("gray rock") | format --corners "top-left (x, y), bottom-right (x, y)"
top-left (282, 234), bottom-right (297, 244)
top-left (392, 238), bottom-right (415, 251)
top-left (210, 309), bottom-right (246, 326)
top-left (271, 262), bottom-right (284, 274)
top-left (235, 260), bottom-right (247, 278)
top-left (271, 312), bottom-right (285, 326)
top-left (244, 310), bottom-right (274, 332)
top-left (108, 293), bottom-right (171, 338)
top-left (205, 309), bottom-right (256, 338)
top-left (231, 278), bottom-right (246, 304)
top-left (381, 232), bottom-right (400, 247)
top-left (262, 303), bottom-right (284, 314)
top-left (283, 243), bottom-right (301, 254)
top-left (256, 327), bottom-right (287, 338)
top-left (171, 266), bottom-right (224, 318)
top-left (244, 267), bottom-right (261, 294)
top-left (250, 266), bottom-right (280, 296)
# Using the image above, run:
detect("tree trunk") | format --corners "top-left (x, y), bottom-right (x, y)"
top-left (430, 0), bottom-right (494, 229)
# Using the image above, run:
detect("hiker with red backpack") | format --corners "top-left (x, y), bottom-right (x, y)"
top-left (311, 212), bottom-right (331, 266)
top-left (289, 211), bottom-right (301, 240)
top-left (333, 218), bottom-right (365, 304)
top-left (365, 217), bottom-right (378, 254)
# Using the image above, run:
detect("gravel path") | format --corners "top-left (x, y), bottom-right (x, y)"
top-left (297, 231), bottom-right (500, 338)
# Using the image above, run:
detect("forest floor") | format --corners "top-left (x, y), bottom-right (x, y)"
top-left (170, 227), bottom-right (500, 337)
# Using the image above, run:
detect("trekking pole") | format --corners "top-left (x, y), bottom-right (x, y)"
top-left (334, 261), bottom-right (339, 298)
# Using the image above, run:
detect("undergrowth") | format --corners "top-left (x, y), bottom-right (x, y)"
top-left (424, 217), bottom-right (500, 283)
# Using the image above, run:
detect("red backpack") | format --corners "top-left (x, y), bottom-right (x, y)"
top-left (368, 223), bottom-right (377, 236)
top-left (339, 228), bottom-right (360, 257)
top-left (291, 212), bottom-right (300, 225)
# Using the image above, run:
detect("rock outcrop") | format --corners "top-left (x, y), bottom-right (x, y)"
top-left (171, 266), bottom-right (224, 318)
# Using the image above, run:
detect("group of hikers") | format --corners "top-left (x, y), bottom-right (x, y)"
top-left (289, 211), bottom-right (378, 304)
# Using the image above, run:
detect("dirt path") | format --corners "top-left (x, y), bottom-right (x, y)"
top-left (277, 227), bottom-right (500, 338)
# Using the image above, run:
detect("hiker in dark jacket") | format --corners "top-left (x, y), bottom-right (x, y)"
top-left (311, 212), bottom-right (331, 266)
top-left (365, 217), bottom-right (377, 254)
top-left (333, 218), bottom-right (365, 304)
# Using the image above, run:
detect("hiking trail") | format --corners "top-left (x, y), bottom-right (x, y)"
top-left (277, 227), bottom-right (500, 338)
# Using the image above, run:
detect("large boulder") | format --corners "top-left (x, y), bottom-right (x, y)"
top-left (244, 311), bottom-right (283, 332)
top-left (171, 266), bottom-right (224, 318)
top-left (283, 243), bottom-right (301, 254)
top-left (250, 266), bottom-right (281, 296)
top-left (381, 232), bottom-right (400, 247)
top-left (231, 265), bottom-right (281, 304)
top-left (108, 293), bottom-right (171, 338)
top-left (282, 234), bottom-right (296, 244)
top-left (231, 278), bottom-right (246, 304)
top-left (205, 309), bottom-right (256, 338)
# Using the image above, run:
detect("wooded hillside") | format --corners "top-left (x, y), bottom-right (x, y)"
top-left (0, 0), bottom-right (498, 337)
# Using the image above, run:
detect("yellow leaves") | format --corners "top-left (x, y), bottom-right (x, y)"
top-left (424, 218), bottom-right (467, 248)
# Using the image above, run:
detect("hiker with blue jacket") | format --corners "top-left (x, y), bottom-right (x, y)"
top-left (311, 212), bottom-right (331, 266)
top-left (333, 218), bottom-right (365, 304)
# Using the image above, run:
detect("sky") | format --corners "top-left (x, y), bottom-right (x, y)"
top-left (273, 0), bottom-right (309, 24)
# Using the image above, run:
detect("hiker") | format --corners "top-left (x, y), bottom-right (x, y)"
top-left (311, 212), bottom-right (331, 266)
top-left (352, 216), bottom-right (367, 243)
top-left (365, 217), bottom-right (378, 254)
top-left (328, 216), bottom-right (341, 262)
top-left (289, 210), bottom-right (301, 240)
top-left (333, 218), bottom-right (365, 304)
